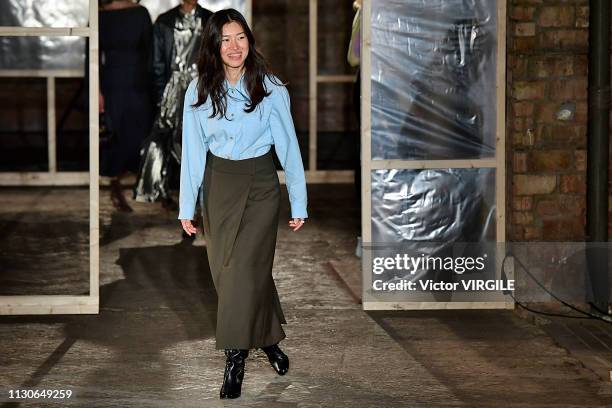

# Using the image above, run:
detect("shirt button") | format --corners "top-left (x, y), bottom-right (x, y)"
top-left (229, 136), bottom-right (234, 140)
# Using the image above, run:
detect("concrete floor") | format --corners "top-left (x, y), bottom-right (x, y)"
top-left (1, 184), bottom-right (611, 407)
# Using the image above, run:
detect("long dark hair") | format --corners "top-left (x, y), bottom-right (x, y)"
top-left (194, 9), bottom-right (279, 118)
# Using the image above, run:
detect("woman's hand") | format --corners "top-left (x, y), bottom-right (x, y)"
top-left (181, 219), bottom-right (197, 236)
top-left (288, 218), bottom-right (305, 232)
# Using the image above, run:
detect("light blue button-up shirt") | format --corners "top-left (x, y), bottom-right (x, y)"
top-left (178, 74), bottom-right (308, 221)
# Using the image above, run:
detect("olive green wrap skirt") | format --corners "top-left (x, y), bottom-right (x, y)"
top-left (203, 149), bottom-right (287, 350)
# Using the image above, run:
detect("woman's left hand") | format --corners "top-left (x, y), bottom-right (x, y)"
top-left (288, 218), bottom-right (305, 232)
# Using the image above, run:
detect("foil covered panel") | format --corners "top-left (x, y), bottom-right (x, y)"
top-left (0, 0), bottom-right (88, 70)
top-left (367, 168), bottom-right (500, 303)
top-left (371, 168), bottom-right (496, 247)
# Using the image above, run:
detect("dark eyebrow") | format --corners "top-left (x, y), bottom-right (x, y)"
top-left (222, 32), bottom-right (246, 37)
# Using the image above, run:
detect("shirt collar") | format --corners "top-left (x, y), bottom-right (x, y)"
top-left (224, 71), bottom-right (249, 100)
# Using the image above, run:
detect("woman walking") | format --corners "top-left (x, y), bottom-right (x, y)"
top-left (177, 9), bottom-right (307, 399)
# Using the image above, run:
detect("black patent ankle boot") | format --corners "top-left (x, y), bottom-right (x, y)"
top-left (261, 344), bottom-right (289, 375)
top-left (220, 349), bottom-right (248, 399)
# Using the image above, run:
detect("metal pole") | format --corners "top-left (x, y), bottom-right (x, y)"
top-left (586, 0), bottom-right (610, 311)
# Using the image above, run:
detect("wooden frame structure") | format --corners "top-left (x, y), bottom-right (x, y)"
top-left (0, 1), bottom-right (257, 314)
top-left (0, 1), bottom-right (349, 186)
top-left (0, 1), bottom-right (253, 188)
top-left (307, 0), bottom-right (355, 183)
top-left (360, 0), bottom-right (512, 310)
top-left (0, 68), bottom-right (88, 186)
top-left (0, 0), bottom-right (99, 314)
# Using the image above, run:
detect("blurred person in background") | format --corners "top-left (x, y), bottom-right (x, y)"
top-left (133, 0), bottom-right (212, 211)
top-left (99, 0), bottom-right (154, 212)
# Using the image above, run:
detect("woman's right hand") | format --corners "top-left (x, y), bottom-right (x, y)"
top-left (181, 219), bottom-right (197, 236)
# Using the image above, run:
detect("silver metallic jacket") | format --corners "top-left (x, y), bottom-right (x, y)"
top-left (134, 5), bottom-right (212, 203)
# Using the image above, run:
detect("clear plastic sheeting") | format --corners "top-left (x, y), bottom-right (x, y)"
top-left (0, 0), bottom-right (88, 70)
top-left (370, 0), bottom-right (497, 160)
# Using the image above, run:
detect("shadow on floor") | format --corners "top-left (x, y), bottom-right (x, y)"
top-left (369, 309), bottom-right (612, 407)
top-left (0, 238), bottom-right (218, 404)
top-left (0, 215), bottom-right (89, 295)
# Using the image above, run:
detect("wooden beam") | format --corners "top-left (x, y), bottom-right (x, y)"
top-left (47, 77), bottom-right (56, 173)
top-left (496, 0), bottom-right (508, 244)
top-left (0, 27), bottom-right (90, 37)
top-left (308, 0), bottom-right (318, 172)
top-left (284, 170), bottom-right (354, 184)
top-left (0, 296), bottom-right (99, 315)
top-left (363, 301), bottom-right (514, 310)
top-left (0, 69), bottom-right (84, 78)
top-left (89, 0), bottom-right (100, 300)
top-left (316, 74), bottom-right (357, 83)
top-left (370, 158), bottom-right (498, 170)
top-left (361, 0), bottom-right (373, 308)
top-left (0, 172), bottom-right (89, 186)
top-left (244, 0), bottom-right (253, 27)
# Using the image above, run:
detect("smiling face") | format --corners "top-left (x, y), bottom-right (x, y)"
top-left (220, 21), bottom-right (249, 70)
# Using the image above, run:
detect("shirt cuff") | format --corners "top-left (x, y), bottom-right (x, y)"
top-left (178, 208), bottom-right (195, 220)
top-left (290, 202), bottom-right (308, 219)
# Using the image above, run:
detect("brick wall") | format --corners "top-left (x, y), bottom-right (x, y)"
top-left (507, 0), bottom-right (597, 241)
